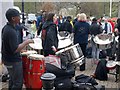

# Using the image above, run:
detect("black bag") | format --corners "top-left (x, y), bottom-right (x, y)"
top-left (73, 83), bottom-right (97, 90)
top-left (46, 63), bottom-right (75, 78)
top-left (75, 74), bottom-right (98, 85)
top-left (54, 77), bottom-right (72, 90)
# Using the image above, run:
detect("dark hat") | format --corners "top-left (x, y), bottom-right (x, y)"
top-left (6, 8), bottom-right (20, 21)
top-left (92, 18), bottom-right (97, 22)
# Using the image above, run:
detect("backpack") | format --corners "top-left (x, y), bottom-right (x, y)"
top-left (75, 74), bottom-right (98, 85)
top-left (73, 74), bottom-right (98, 90)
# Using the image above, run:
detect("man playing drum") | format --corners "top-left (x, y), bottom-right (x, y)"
top-left (2, 8), bottom-right (34, 90)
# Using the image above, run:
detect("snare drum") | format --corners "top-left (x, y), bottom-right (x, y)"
top-left (56, 44), bottom-right (84, 64)
top-left (27, 54), bottom-right (45, 89)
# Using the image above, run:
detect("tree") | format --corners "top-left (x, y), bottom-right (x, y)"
top-left (41, 2), bottom-right (55, 13)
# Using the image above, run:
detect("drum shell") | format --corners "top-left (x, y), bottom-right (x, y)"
top-left (56, 44), bottom-right (84, 65)
top-left (28, 73), bottom-right (43, 89)
top-left (21, 50), bottom-right (37, 71)
top-left (24, 54), bottom-right (45, 89)
top-left (28, 54), bottom-right (45, 73)
top-left (21, 50), bottom-right (37, 88)
top-left (95, 43), bottom-right (111, 50)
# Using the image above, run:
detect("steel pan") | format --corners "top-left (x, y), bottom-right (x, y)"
top-left (93, 34), bottom-right (113, 50)
top-left (106, 61), bottom-right (117, 70)
top-left (29, 38), bottom-right (42, 50)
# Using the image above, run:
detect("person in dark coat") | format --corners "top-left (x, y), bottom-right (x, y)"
top-left (74, 13), bottom-right (90, 57)
top-left (41, 13), bottom-right (58, 56)
top-left (90, 18), bottom-right (103, 63)
top-left (58, 16), bottom-right (73, 33)
top-left (73, 13), bottom-right (90, 71)
top-left (2, 8), bottom-right (34, 90)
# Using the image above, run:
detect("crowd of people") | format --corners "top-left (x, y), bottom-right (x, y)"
top-left (1, 8), bottom-right (120, 90)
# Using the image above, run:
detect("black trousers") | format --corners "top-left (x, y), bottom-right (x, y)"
top-left (79, 43), bottom-right (87, 57)
top-left (43, 50), bottom-right (55, 56)
top-left (117, 41), bottom-right (120, 61)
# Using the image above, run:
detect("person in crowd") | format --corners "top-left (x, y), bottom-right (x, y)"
top-left (53, 14), bottom-right (58, 25)
top-left (113, 18), bottom-right (120, 80)
top-left (58, 16), bottom-right (73, 34)
top-left (86, 16), bottom-right (92, 25)
top-left (73, 13), bottom-right (90, 71)
top-left (73, 13), bottom-right (80, 25)
top-left (89, 18), bottom-right (103, 63)
top-left (58, 15), bottom-right (65, 28)
top-left (31, 20), bottom-right (37, 36)
top-left (114, 18), bottom-right (120, 61)
top-left (2, 8), bottom-right (34, 90)
top-left (41, 13), bottom-right (58, 56)
top-left (108, 19), bottom-right (115, 33)
top-left (36, 11), bottom-right (46, 36)
top-left (101, 18), bottom-right (112, 34)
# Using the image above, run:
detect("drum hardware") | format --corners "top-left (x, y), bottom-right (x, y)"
top-left (71, 56), bottom-right (84, 64)
top-left (40, 64), bottom-right (43, 70)
top-left (28, 72), bottom-right (42, 75)
top-left (29, 60), bottom-right (33, 70)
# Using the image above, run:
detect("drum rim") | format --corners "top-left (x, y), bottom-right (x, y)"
top-left (106, 61), bottom-right (117, 69)
top-left (28, 54), bottom-right (44, 60)
top-left (56, 43), bottom-right (79, 55)
top-left (21, 50), bottom-right (37, 55)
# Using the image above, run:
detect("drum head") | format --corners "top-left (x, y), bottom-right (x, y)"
top-left (106, 61), bottom-right (117, 70)
top-left (28, 54), bottom-right (44, 60)
top-left (21, 50), bottom-right (37, 55)
top-left (58, 38), bottom-right (72, 49)
top-left (29, 38), bottom-right (42, 49)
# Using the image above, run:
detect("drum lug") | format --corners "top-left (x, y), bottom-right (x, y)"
top-left (40, 65), bottom-right (42, 70)
top-left (29, 64), bottom-right (32, 70)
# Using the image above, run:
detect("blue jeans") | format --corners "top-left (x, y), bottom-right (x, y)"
top-left (4, 61), bottom-right (23, 90)
top-left (91, 40), bottom-right (100, 60)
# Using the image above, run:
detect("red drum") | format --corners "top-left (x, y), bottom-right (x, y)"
top-left (21, 50), bottom-right (37, 71)
top-left (28, 54), bottom-right (45, 89)
top-left (21, 50), bottom-right (37, 88)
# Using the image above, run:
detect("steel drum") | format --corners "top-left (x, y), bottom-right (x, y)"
top-left (106, 61), bottom-right (117, 70)
top-left (58, 31), bottom-right (70, 39)
top-left (93, 34), bottom-right (113, 50)
top-left (29, 38), bottom-right (42, 50)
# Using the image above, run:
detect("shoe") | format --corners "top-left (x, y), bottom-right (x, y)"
top-left (2, 74), bottom-right (9, 82)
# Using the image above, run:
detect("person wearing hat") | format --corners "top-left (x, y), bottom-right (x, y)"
top-left (2, 8), bottom-right (34, 90)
